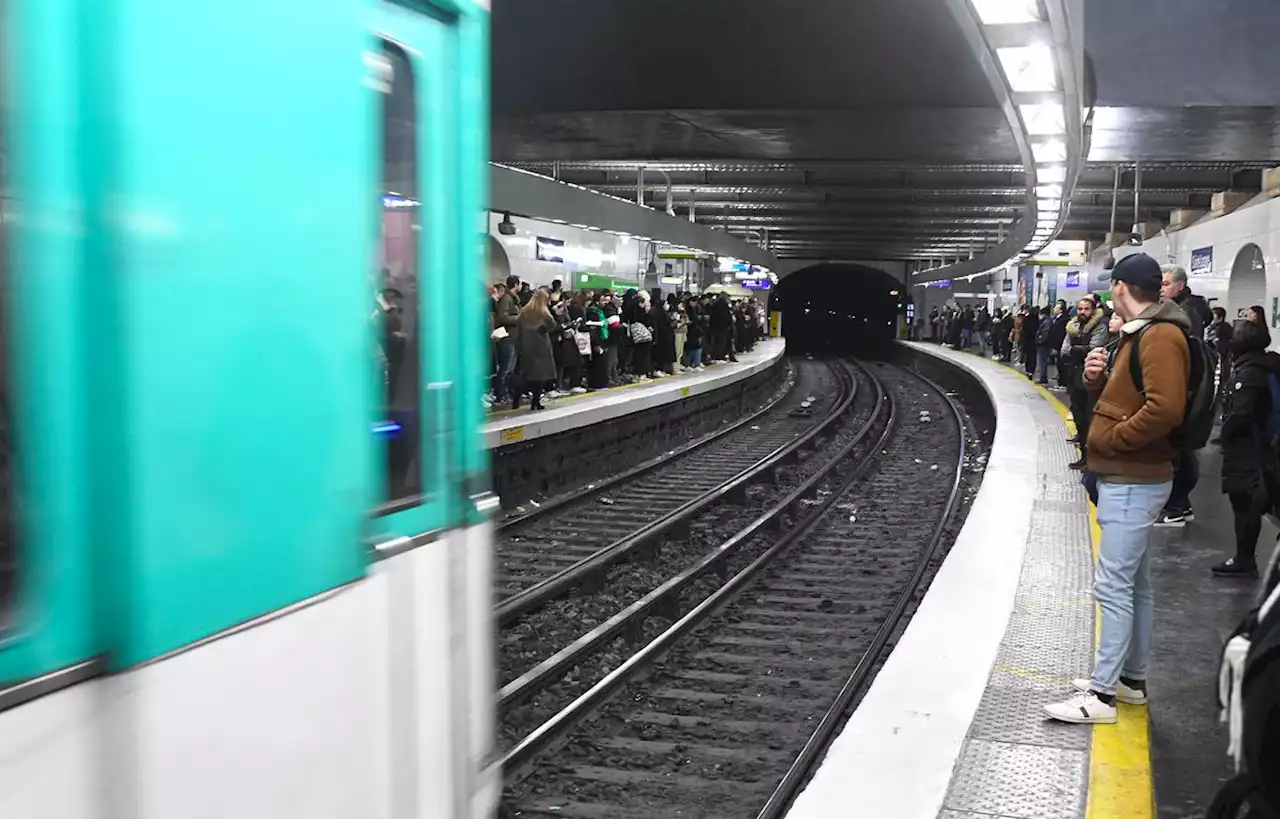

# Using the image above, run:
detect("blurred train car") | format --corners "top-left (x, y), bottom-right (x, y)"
top-left (0, 2), bottom-right (497, 817)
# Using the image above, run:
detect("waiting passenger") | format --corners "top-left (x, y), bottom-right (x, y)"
top-left (1155, 264), bottom-right (1213, 526)
top-left (1061, 298), bottom-right (1108, 470)
top-left (584, 291), bottom-right (610, 391)
top-left (493, 275), bottom-right (522, 405)
top-left (1212, 313), bottom-right (1280, 578)
top-left (512, 289), bottom-right (557, 411)
top-left (628, 290), bottom-right (655, 380)
top-left (682, 295), bottom-right (706, 370)
top-left (1045, 252), bottom-right (1188, 725)
top-left (552, 295), bottom-right (587, 396)
top-left (650, 288), bottom-right (677, 377)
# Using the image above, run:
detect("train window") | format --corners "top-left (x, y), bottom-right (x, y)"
top-left (375, 40), bottom-right (423, 506)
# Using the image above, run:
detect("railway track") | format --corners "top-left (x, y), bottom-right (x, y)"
top-left (494, 358), bottom-right (857, 627)
top-left (499, 362), bottom-right (974, 819)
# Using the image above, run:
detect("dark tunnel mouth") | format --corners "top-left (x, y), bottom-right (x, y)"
top-left (775, 263), bottom-right (903, 358)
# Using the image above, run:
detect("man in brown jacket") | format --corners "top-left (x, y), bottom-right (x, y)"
top-left (1045, 252), bottom-right (1189, 724)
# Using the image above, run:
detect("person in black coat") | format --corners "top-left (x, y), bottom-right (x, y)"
top-left (709, 294), bottom-right (734, 362)
top-left (1019, 306), bottom-right (1040, 378)
top-left (682, 296), bottom-right (706, 369)
top-left (649, 288), bottom-right (677, 374)
top-left (1215, 315), bottom-right (1280, 577)
top-left (513, 290), bottom-right (558, 411)
top-left (553, 295), bottom-right (585, 392)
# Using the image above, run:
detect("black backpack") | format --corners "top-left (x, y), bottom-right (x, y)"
top-left (1209, 558), bottom-right (1280, 819)
top-left (1128, 319), bottom-right (1217, 450)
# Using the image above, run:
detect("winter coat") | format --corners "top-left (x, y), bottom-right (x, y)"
top-left (1085, 300), bottom-right (1190, 481)
top-left (585, 305), bottom-right (608, 353)
top-left (1060, 313), bottom-right (1107, 361)
top-left (1173, 288), bottom-right (1211, 341)
top-left (710, 298), bottom-right (733, 331)
top-left (1045, 312), bottom-right (1069, 350)
top-left (1207, 319), bottom-right (1234, 358)
top-left (515, 314), bottom-right (558, 383)
top-left (685, 304), bottom-right (705, 348)
top-left (555, 303), bottom-right (583, 368)
top-left (651, 302), bottom-right (677, 365)
top-left (1220, 321), bottom-right (1280, 501)
top-left (495, 291), bottom-right (520, 335)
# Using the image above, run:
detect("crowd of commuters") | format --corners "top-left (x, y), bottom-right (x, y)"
top-left (925, 256), bottom-right (1280, 778)
top-left (488, 275), bottom-right (765, 411)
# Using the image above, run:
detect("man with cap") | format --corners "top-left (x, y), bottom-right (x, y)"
top-left (1045, 252), bottom-right (1190, 724)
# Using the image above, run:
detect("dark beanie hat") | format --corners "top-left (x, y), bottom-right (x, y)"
top-left (1110, 252), bottom-right (1162, 292)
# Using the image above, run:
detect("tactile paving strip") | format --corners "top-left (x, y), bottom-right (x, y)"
top-left (945, 740), bottom-right (1088, 819)
top-left (940, 372), bottom-right (1094, 819)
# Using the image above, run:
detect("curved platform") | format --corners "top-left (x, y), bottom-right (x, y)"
top-left (785, 343), bottom-right (1147, 819)
top-left (482, 338), bottom-right (785, 449)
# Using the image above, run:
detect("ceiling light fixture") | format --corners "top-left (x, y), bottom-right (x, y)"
top-left (1031, 139), bottom-right (1067, 163)
top-left (997, 46), bottom-right (1058, 92)
top-left (1037, 164), bottom-right (1066, 183)
top-left (971, 0), bottom-right (1041, 24)
top-left (1021, 103), bottom-right (1066, 135)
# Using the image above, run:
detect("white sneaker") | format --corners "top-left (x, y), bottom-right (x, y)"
top-left (1072, 677), bottom-right (1147, 706)
top-left (1043, 690), bottom-right (1117, 724)
top-left (570, 387), bottom-right (587, 395)
top-left (652, 371), bottom-right (666, 378)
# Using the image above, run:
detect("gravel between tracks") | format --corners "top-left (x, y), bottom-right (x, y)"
top-left (498, 364), bottom-right (877, 733)
top-left (501, 361), bottom-right (989, 818)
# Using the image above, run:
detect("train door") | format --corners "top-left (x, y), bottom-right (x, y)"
top-left (367, 3), bottom-right (498, 819)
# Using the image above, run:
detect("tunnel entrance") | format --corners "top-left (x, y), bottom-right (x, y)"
top-left (775, 263), bottom-right (902, 357)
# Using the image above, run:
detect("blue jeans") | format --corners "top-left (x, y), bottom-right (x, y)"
top-left (494, 341), bottom-right (518, 401)
top-left (682, 345), bottom-right (703, 368)
top-left (1089, 479), bottom-right (1172, 695)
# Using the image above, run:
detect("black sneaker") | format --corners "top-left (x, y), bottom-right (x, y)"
top-left (1154, 508), bottom-right (1193, 527)
top-left (1068, 457), bottom-right (1087, 470)
top-left (1211, 557), bottom-right (1258, 578)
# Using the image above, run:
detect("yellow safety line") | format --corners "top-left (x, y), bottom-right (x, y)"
top-left (986, 355), bottom-right (1156, 819)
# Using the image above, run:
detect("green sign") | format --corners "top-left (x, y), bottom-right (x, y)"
top-left (576, 272), bottom-right (638, 292)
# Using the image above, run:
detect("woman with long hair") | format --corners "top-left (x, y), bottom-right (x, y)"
top-left (514, 289), bottom-right (557, 410)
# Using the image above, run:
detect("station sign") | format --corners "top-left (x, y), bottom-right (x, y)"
top-left (1191, 246), bottom-right (1213, 277)
top-left (741, 278), bottom-right (771, 290)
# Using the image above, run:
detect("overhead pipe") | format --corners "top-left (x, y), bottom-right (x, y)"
top-left (1109, 165), bottom-right (1120, 236)
top-left (1132, 162), bottom-right (1141, 232)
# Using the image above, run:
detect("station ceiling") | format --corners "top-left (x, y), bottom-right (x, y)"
top-left (491, 0), bottom-right (1280, 262)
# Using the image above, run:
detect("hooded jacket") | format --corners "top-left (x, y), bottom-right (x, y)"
top-left (1060, 312), bottom-right (1108, 359)
top-left (1220, 320), bottom-right (1280, 499)
top-left (1085, 299), bottom-right (1191, 481)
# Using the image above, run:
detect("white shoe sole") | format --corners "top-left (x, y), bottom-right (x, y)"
top-left (1072, 678), bottom-right (1146, 706)
top-left (1043, 705), bottom-right (1116, 724)
top-left (1154, 519), bottom-right (1187, 528)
